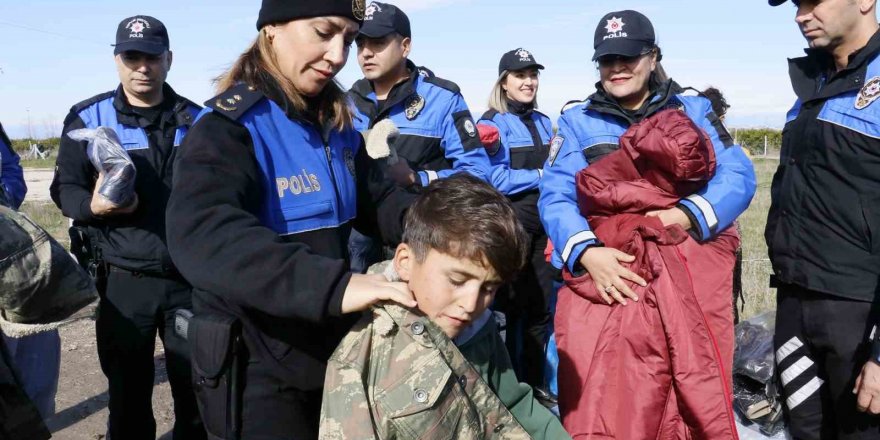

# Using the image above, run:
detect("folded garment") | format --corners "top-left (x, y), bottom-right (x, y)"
top-left (0, 205), bottom-right (97, 325)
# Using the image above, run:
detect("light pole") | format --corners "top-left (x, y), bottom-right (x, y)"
top-left (26, 108), bottom-right (33, 142)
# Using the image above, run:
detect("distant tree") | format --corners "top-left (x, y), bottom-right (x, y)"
top-left (732, 127), bottom-right (782, 155)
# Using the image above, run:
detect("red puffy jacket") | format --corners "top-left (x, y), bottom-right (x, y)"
top-left (556, 109), bottom-right (739, 439)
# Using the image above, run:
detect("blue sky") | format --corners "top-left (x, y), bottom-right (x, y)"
top-left (0, 0), bottom-right (807, 139)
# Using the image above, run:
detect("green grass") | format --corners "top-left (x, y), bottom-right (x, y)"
top-left (15, 159), bottom-right (781, 318)
top-left (20, 201), bottom-right (69, 247)
top-left (20, 157), bottom-right (57, 169)
top-left (738, 158), bottom-right (777, 319)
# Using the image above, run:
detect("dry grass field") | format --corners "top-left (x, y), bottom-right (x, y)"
top-left (737, 158), bottom-right (778, 319)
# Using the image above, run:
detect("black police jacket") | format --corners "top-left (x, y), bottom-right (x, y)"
top-left (50, 84), bottom-right (200, 275)
top-left (767, 30), bottom-right (880, 302)
top-left (165, 85), bottom-right (416, 390)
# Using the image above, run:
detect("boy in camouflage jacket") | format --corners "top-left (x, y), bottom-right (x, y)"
top-left (320, 174), bottom-right (570, 439)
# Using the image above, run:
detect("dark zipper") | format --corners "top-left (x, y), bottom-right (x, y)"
top-left (317, 126), bottom-right (344, 215)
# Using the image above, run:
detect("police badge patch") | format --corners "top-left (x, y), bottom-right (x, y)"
top-left (856, 76), bottom-right (880, 110)
top-left (352, 0), bottom-right (366, 20)
top-left (464, 120), bottom-right (477, 138)
top-left (548, 136), bottom-right (564, 167)
top-left (405, 95), bottom-right (425, 120)
top-left (344, 147), bottom-right (356, 178)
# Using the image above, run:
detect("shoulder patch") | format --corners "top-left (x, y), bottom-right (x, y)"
top-left (177, 96), bottom-right (203, 113)
top-left (71, 90), bottom-right (116, 115)
top-left (548, 135), bottom-right (564, 166)
top-left (856, 76), bottom-right (880, 109)
top-left (533, 109), bottom-right (552, 120)
top-left (404, 94), bottom-right (425, 120)
top-left (205, 83), bottom-right (264, 121)
top-left (422, 74), bottom-right (461, 94)
top-left (480, 109), bottom-right (500, 121)
top-left (561, 98), bottom-right (588, 114)
top-left (452, 111), bottom-right (482, 152)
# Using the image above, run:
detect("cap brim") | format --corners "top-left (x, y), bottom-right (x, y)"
top-left (358, 26), bottom-right (396, 39)
top-left (500, 63), bottom-right (546, 76)
top-left (113, 41), bottom-right (167, 55)
top-left (517, 63), bottom-right (545, 72)
top-left (592, 39), bottom-right (649, 61)
top-left (768, 0), bottom-right (787, 5)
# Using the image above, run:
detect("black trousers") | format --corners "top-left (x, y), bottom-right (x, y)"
top-left (494, 232), bottom-right (556, 388)
top-left (96, 267), bottom-right (205, 440)
top-left (774, 283), bottom-right (880, 440)
top-left (238, 354), bottom-right (323, 439)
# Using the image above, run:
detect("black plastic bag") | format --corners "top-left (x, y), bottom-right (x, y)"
top-left (733, 312), bottom-right (786, 436)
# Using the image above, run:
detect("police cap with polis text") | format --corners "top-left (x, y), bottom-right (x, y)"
top-left (257, 0), bottom-right (367, 30)
top-left (359, 2), bottom-right (411, 39)
top-left (592, 10), bottom-right (655, 61)
top-left (498, 48), bottom-right (545, 76)
top-left (113, 16), bottom-right (169, 55)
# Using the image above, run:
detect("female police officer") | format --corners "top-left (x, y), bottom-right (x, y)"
top-left (476, 49), bottom-right (554, 389)
top-left (538, 9), bottom-right (756, 416)
top-left (540, 9), bottom-right (754, 310)
top-left (165, 0), bottom-right (418, 437)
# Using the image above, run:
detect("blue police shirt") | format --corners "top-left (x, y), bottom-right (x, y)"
top-left (349, 61), bottom-right (492, 186)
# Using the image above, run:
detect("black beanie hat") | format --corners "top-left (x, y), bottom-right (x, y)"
top-left (257, 0), bottom-right (366, 30)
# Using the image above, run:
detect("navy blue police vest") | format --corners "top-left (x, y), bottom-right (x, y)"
top-left (77, 92), bottom-right (195, 149)
top-left (199, 90), bottom-right (359, 236)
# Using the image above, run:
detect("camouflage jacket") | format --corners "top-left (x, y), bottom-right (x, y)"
top-left (319, 304), bottom-right (533, 439)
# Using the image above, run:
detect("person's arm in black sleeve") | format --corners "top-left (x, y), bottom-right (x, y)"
top-left (353, 136), bottom-right (418, 247)
top-left (166, 112), bottom-right (352, 322)
top-left (51, 112), bottom-right (98, 221)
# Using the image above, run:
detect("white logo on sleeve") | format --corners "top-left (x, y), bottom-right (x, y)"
top-left (464, 120), bottom-right (477, 138)
top-left (548, 136), bottom-right (564, 166)
top-left (856, 76), bottom-right (880, 110)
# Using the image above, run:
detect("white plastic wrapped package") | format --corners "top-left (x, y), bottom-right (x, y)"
top-left (67, 127), bottom-right (137, 207)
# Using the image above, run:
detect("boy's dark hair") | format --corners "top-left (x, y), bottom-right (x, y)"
top-left (702, 87), bottom-right (730, 118)
top-left (402, 173), bottom-right (528, 283)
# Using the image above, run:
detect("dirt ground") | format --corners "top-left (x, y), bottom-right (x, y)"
top-left (22, 168), bottom-right (54, 203)
top-left (46, 318), bottom-right (176, 439)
